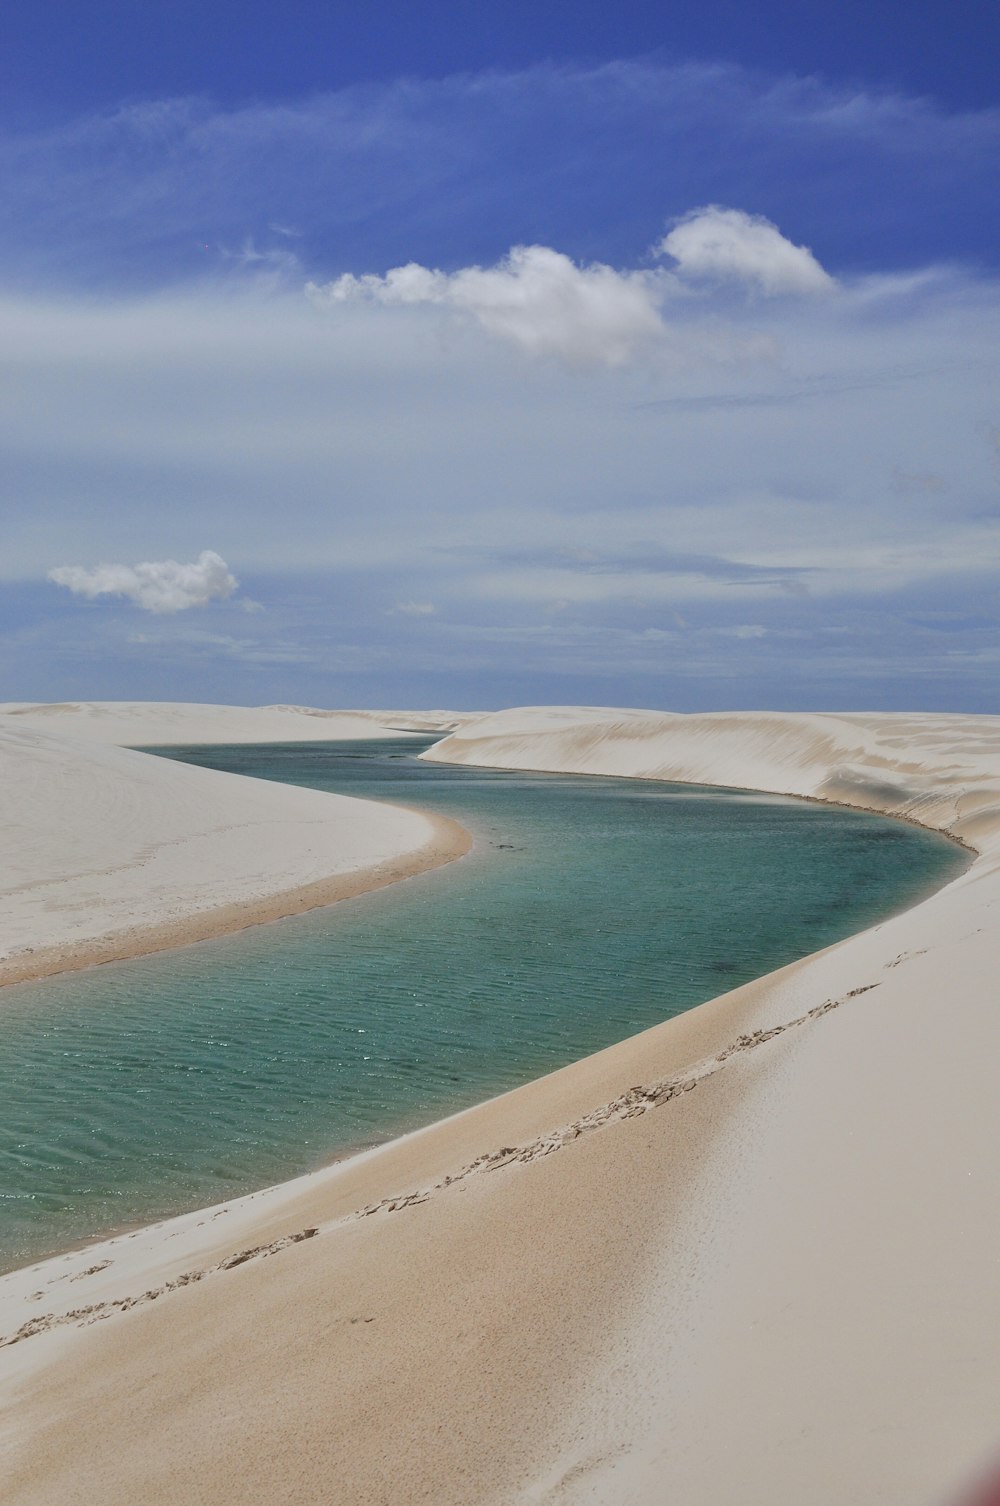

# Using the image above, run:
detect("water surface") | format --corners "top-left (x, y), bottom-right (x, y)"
top-left (0, 737), bottom-right (966, 1271)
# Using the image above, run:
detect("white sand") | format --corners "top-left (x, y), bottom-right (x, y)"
top-left (3, 706), bottom-right (1000, 1505)
top-left (423, 705), bottom-right (1000, 843)
top-left (0, 712), bottom-right (468, 985)
top-left (0, 700), bottom-right (467, 745)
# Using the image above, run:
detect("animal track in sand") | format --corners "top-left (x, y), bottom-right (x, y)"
top-left (0, 979), bottom-right (881, 1352)
top-left (353, 983), bottom-right (881, 1214)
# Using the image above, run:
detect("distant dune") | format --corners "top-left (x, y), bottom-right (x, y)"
top-left (0, 699), bottom-right (468, 745)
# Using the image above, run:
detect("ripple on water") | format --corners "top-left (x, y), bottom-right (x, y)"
top-left (0, 737), bottom-right (967, 1271)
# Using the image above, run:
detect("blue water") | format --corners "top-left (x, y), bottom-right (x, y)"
top-left (0, 737), bottom-right (967, 1272)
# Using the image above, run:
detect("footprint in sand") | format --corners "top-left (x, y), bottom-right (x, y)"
top-left (70, 1261), bottom-right (112, 1281)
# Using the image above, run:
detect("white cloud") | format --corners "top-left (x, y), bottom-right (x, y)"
top-left (660, 206), bottom-right (835, 296)
top-left (308, 244), bottom-right (665, 366)
top-left (391, 601), bottom-right (437, 616)
top-left (0, 59), bottom-right (992, 310)
top-left (3, 255), bottom-right (996, 646)
top-left (49, 550), bottom-right (238, 613)
top-left (2, 61), bottom-right (998, 705)
top-left (222, 237), bottom-right (302, 280)
top-left (308, 207), bottom-right (836, 366)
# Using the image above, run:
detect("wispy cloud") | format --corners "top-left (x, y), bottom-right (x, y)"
top-left (445, 542), bottom-right (818, 590)
top-left (49, 550), bottom-right (238, 613)
top-left (4, 260), bottom-right (995, 617)
top-left (3, 58), bottom-right (999, 707)
top-left (890, 468), bottom-right (946, 495)
top-left (1, 60), bottom-right (996, 293)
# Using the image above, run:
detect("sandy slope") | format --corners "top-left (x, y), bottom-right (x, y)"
top-left (3, 707), bottom-right (1000, 1505)
top-left (0, 700), bottom-right (467, 745)
top-left (0, 718), bottom-right (468, 985)
top-left (423, 705), bottom-right (1000, 844)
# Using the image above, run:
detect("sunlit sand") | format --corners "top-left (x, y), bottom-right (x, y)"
top-left (2, 703), bottom-right (999, 1505)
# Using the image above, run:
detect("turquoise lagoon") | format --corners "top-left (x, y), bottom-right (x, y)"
top-left (0, 737), bottom-right (967, 1272)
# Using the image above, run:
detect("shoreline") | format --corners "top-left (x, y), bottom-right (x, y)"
top-left (0, 908), bottom-right (871, 1326)
top-left (5, 706), bottom-right (1000, 1505)
top-left (0, 805), bottom-right (470, 991)
top-left (0, 773), bottom-right (965, 1274)
top-left (0, 783), bottom-right (970, 1279)
top-left (422, 750), bottom-right (980, 852)
top-left (0, 710), bottom-right (472, 993)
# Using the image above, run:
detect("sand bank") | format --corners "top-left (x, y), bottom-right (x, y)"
top-left (0, 716), bottom-right (469, 986)
top-left (3, 707), bottom-right (1000, 1505)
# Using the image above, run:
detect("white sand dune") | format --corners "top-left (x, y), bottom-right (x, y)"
top-left (0, 700), bottom-right (467, 745)
top-left (424, 704), bottom-right (1000, 843)
top-left (0, 714), bottom-right (468, 985)
top-left (3, 706), bottom-right (1000, 1505)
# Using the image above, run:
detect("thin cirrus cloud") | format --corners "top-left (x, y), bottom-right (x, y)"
top-left (1, 59), bottom-right (997, 295)
top-left (308, 208), bottom-right (833, 365)
top-left (48, 550), bottom-right (238, 614)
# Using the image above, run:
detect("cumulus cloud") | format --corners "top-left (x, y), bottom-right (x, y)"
top-left (308, 207), bottom-right (835, 365)
top-left (391, 601), bottom-right (437, 616)
top-left (49, 550), bottom-right (238, 614)
top-left (308, 244), bottom-right (665, 366)
top-left (660, 206), bottom-right (835, 295)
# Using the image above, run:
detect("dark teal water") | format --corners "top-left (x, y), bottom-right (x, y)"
top-left (0, 737), bottom-right (966, 1273)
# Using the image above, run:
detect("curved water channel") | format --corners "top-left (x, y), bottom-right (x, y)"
top-left (0, 736), bottom-right (967, 1272)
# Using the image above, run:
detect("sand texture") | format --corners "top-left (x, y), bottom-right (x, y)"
top-left (0, 717), bottom-right (468, 985)
top-left (3, 707), bottom-right (1000, 1505)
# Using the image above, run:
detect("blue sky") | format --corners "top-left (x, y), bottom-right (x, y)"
top-left (5, 1), bottom-right (999, 117)
top-left (2, 3), bottom-right (999, 710)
